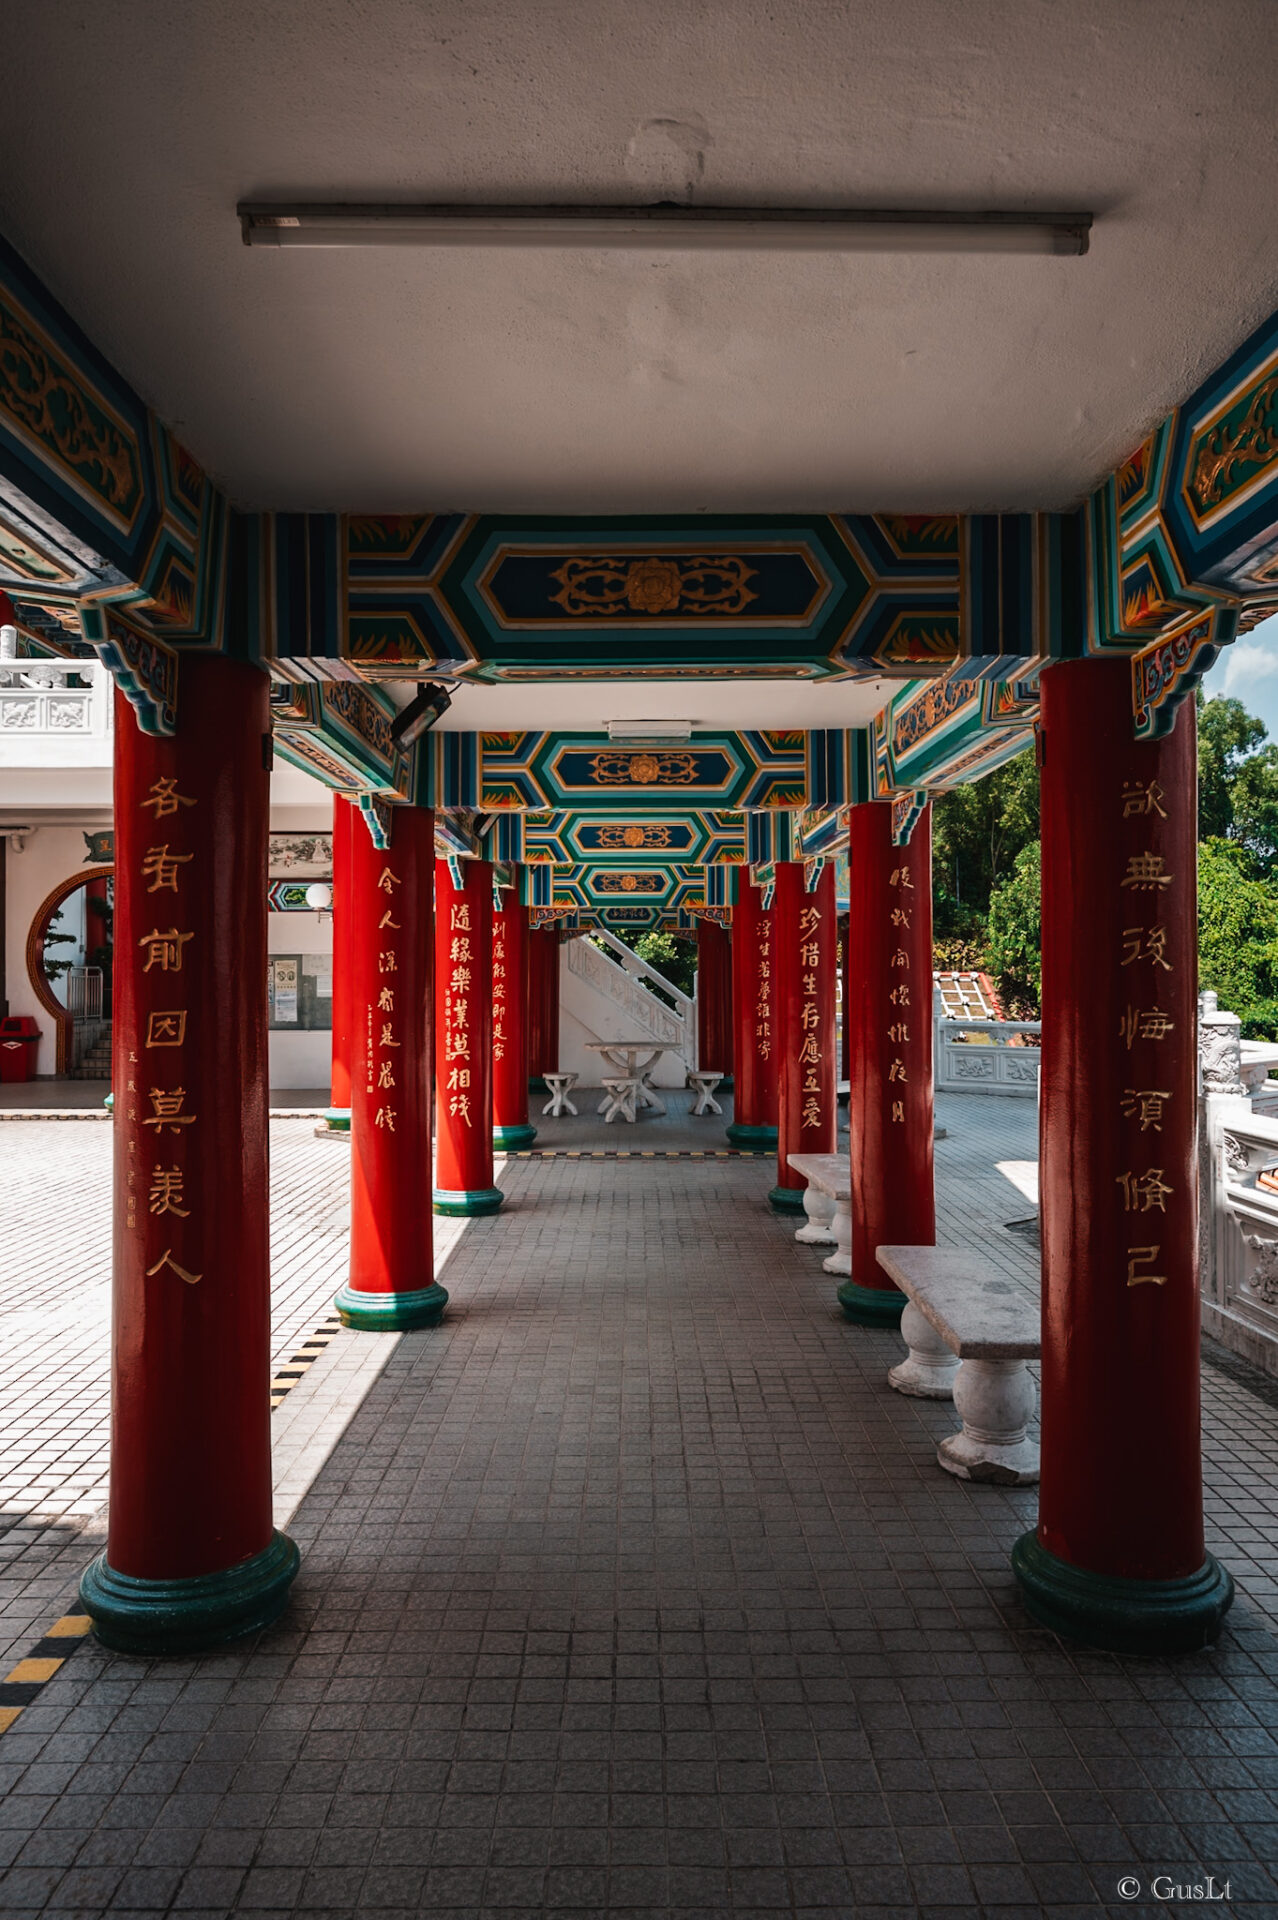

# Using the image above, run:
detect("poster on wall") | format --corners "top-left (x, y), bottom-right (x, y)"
top-left (304, 957), bottom-right (333, 1000)
top-left (269, 958), bottom-right (299, 1024)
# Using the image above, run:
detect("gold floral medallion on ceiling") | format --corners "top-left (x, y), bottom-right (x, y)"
top-left (595, 823), bottom-right (674, 849)
top-left (594, 872), bottom-right (666, 894)
top-left (587, 750), bottom-right (700, 786)
top-left (550, 555), bottom-right (757, 619)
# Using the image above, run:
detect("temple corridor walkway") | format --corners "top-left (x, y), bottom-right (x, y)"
top-left (1, 1103), bottom-right (1277, 1913)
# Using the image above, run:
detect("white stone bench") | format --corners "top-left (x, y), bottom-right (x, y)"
top-left (541, 1072), bottom-right (578, 1118)
top-left (788, 1153), bottom-right (851, 1272)
top-left (876, 1245), bottom-right (1040, 1485)
top-left (687, 1070), bottom-right (723, 1116)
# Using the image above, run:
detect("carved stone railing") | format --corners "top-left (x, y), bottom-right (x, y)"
top-left (0, 657), bottom-right (112, 741)
top-left (566, 935), bottom-right (689, 1051)
top-left (1200, 990), bottom-right (1278, 1373)
top-left (934, 1017), bottom-right (1041, 1097)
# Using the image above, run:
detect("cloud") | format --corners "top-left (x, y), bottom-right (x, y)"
top-left (1222, 636), bottom-right (1278, 698)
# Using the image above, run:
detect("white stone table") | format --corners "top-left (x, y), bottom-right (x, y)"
top-left (788, 1153), bottom-right (851, 1274)
top-left (876, 1244), bottom-right (1040, 1485)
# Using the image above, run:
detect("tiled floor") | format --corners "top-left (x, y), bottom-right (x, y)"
top-left (1, 1099), bottom-right (1277, 1915)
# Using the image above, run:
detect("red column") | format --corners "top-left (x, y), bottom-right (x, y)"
top-left (1013, 661), bottom-right (1232, 1653)
top-left (528, 925), bottom-right (560, 1086)
top-left (79, 659), bottom-right (298, 1655)
top-left (770, 862), bottom-right (838, 1211)
top-left (841, 801), bottom-right (935, 1323)
top-left (696, 918), bottom-right (733, 1077)
top-left (726, 870), bottom-right (778, 1147)
top-left (434, 858), bottom-right (503, 1214)
top-left (325, 794), bottom-right (354, 1130)
top-left (336, 803), bottom-right (444, 1330)
top-left (493, 885), bottom-right (536, 1150)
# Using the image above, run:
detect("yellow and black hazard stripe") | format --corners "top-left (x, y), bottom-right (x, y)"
top-left (1, 1310), bottom-right (348, 1736)
top-left (0, 1614), bottom-right (93, 1735)
top-left (508, 1148), bottom-right (768, 1160)
top-left (270, 1314), bottom-right (343, 1410)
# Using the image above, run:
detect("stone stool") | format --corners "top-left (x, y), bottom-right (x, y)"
top-left (541, 1071), bottom-right (578, 1117)
top-left (687, 1070), bottom-right (723, 1116)
top-left (600, 1076), bottom-right (640, 1122)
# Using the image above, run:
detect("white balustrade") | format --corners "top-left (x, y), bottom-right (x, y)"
top-left (1200, 989), bottom-right (1278, 1374)
top-left (934, 1016), bottom-right (1041, 1097)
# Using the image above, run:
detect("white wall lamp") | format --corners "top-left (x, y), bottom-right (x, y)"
top-left (239, 203), bottom-right (1092, 256)
top-left (303, 882), bottom-right (333, 915)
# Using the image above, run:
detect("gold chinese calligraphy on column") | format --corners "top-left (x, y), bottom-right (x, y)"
top-left (797, 901), bottom-right (824, 1130)
top-left (131, 775), bottom-right (201, 1282)
top-left (444, 893), bottom-right (474, 1127)
top-left (886, 863), bottom-right (915, 1123)
top-left (368, 865), bottom-right (402, 1132)
top-left (1115, 776), bottom-right (1177, 1287)
top-left (757, 915), bottom-right (772, 1063)
top-left (492, 915), bottom-right (508, 1067)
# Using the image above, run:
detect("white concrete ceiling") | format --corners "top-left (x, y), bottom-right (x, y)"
top-left (0, 1), bottom-right (1275, 516)
top-left (421, 674), bottom-right (893, 732)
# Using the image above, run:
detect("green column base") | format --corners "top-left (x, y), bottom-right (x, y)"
top-left (726, 1122), bottom-right (778, 1149)
top-left (493, 1123), bottom-right (537, 1151)
top-left (837, 1280), bottom-right (906, 1325)
top-left (529, 1075), bottom-right (549, 1094)
top-left (1011, 1533), bottom-right (1234, 1656)
top-left (334, 1281), bottom-right (449, 1330)
top-left (321, 1107), bottom-right (351, 1132)
top-left (768, 1183), bottom-right (807, 1215)
top-left (79, 1529), bottom-right (299, 1657)
top-left (433, 1185), bottom-right (504, 1217)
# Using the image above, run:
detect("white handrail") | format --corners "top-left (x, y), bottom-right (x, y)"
top-left (588, 925), bottom-right (694, 1015)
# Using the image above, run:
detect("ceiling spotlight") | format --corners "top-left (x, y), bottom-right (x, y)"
top-left (238, 203), bottom-right (1092, 256)
top-left (390, 682), bottom-right (452, 749)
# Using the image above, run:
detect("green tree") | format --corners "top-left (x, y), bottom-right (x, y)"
top-left (1197, 837), bottom-right (1278, 1038)
top-left (932, 745), bottom-right (1039, 940)
top-left (1197, 692), bottom-right (1278, 870)
top-left (591, 926), bottom-right (696, 1000)
top-left (983, 841), bottom-right (1042, 1017)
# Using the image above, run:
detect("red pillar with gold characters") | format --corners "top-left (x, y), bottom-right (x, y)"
top-left (324, 794), bottom-right (354, 1132)
top-left (695, 916), bottom-right (733, 1079)
top-left (726, 869), bottom-right (778, 1148)
top-left (528, 924), bottom-right (561, 1089)
top-left (492, 882), bottom-right (536, 1150)
top-left (434, 857), bottom-right (503, 1214)
top-left (335, 803), bottom-right (445, 1331)
top-left (840, 799), bottom-right (935, 1324)
top-left (79, 658), bottom-right (299, 1656)
top-left (1013, 661), bottom-right (1232, 1654)
top-left (769, 861), bottom-right (838, 1211)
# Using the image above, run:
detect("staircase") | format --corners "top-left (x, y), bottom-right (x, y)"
top-left (69, 1024), bottom-right (112, 1079)
top-left (560, 932), bottom-right (693, 1088)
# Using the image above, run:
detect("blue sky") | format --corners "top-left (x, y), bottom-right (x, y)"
top-left (1201, 611), bottom-right (1278, 738)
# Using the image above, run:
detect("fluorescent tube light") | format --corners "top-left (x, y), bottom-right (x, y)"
top-left (606, 719), bottom-right (693, 742)
top-left (238, 203), bottom-right (1091, 256)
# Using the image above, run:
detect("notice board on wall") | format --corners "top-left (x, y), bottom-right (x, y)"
top-left (267, 954), bottom-right (332, 1031)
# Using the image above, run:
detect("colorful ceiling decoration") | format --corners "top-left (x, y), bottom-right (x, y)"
top-left (0, 220), bottom-right (1276, 804)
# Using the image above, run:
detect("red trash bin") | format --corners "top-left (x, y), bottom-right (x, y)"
top-left (0, 1016), bottom-right (41, 1083)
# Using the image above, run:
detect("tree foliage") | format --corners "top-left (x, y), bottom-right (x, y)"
top-left (1197, 837), bottom-right (1278, 1038)
top-left (1197, 692), bottom-right (1278, 871)
top-left (984, 841), bottom-right (1042, 1017)
top-left (931, 746), bottom-right (1039, 940)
